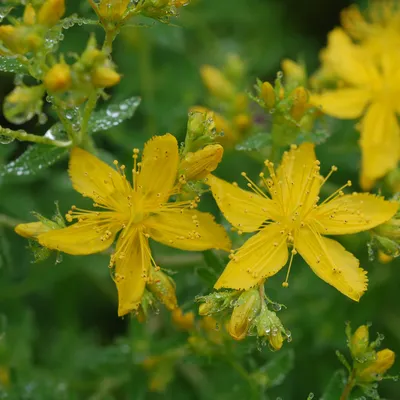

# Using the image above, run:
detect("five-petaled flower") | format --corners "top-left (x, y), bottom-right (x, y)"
top-left (310, 27), bottom-right (400, 190)
top-left (26, 134), bottom-right (231, 316)
top-left (208, 143), bottom-right (398, 300)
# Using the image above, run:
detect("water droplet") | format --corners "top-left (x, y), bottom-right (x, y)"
top-left (106, 105), bottom-right (121, 118)
top-left (271, 303), bottom-right (281, 312)
top-left (0, 135), bottom-right (15, 145)
top-left (38, 113), bottom-right (48, 125)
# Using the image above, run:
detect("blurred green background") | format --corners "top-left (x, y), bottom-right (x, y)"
top-left (1, 0), bottom-right (399, 399)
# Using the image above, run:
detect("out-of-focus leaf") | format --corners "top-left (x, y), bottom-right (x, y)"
top-left (203, 250), bottom-right (225, 274)
top-left (0, 144), bottom-right (68, 177)
top-left (195, 266), bottom-right (218, 287)
top-left (0, 57), bottom-right (28, 74)
top-left (320, 370), bottom-right (347, 400)
top-left (236, 132), bottom-right (271, 152)
top-left (259, 349), bottom-right (295, 388)
top-left (88, 97), bottom-right (141, 134)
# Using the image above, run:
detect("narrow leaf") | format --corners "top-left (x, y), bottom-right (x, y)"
top-left (259, 349), bottom-right (295, 388)
top-left (0, 144), bottom-right (68, 177)
top-left (0, 56), bottom-right (28, 74)
top-left (89, 97), bottom-right (141, 134)
top-left (320, 370), bottom-right (347, 400)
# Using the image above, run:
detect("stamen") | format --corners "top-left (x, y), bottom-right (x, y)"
top-left (282, 248), bottom-right (297, 288)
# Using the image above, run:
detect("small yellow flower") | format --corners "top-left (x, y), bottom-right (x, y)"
top-left (310, 28), bottom-right (400, 189)
top-left (29, 135), bottom-right (230, 316)
top-left (44, 63), bottom-right (72, 93)
top-left (208, 143), bottom-right (398, 300)
top-left (261, 81), bottom-right (276, 109)
top-left (37, 0), bottom-right (65, 27)
top-left (23, 4), bottom-right (37, 26)
top-left (357, 349), bottom-right (396, 382)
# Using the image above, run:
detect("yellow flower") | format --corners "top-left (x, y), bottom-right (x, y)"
top-left (200, 65), bottom-right (235, 101)
top-left (208, 143), bottom-right (398, 300)
top-left (35, 135), bottom-right (231, 316)
top-left (37, 0), bottom-right (65, 27)
top-left (44, 63), bottom-right (72, 93)
top-left (310, 28), bottom-right (400, 189)
top-left (97, 0), bottom-right (130, 23)
top-left (341, 1), bottom-right (400, 56)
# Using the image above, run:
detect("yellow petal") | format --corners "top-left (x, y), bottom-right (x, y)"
top-left (276, 143), bottom-right (321, 214)
top-left (310, 193), bottom-right (398, 235)
top-left (15, 221), bottom-right (53, 239)
top-left (69, 147), bottom-right (128, 203)
top-left (310, 89), bottom-right (370, 119)
top-left (179, 144), bottom-right (224, 181)
top-left (145, 209), bottom-right (231, 252)
top-left (114, 229), bottom-right (149, 317)
top-left (322, 28), bottom-right (379, 87)
top-left (38, 220), bottom-right (119, 255)
top-left (296, 228), bottom-right (367, 301)
top-left (360, 102), bottom-right (400, 189)
top-left (214, 224), bottom-right (289, 290)
top-left (207, 174), bottom-right (278, 232)
top-left (137, 134), bottom-right (179, 203)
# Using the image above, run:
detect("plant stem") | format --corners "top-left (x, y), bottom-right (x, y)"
top-left (0, 214), bottom-right (22, 229)
top-left (340, 370), bottom-right (356, 400)
top-left (0, 126), bottom-right (71, 147)
top-left (79, 92), bottom-right (98, 148)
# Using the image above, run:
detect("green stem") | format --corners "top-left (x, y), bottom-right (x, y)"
top-left (79, 92), bottom-right (98, 148)
top-left (103, 30), bottom-right (117, 54)
top-left (0, 214), bottom-right (21, 229)
top-left (0, 126), bottom-right (71, 147)
top-left (340, 370), bottom-right (356, 400)
top-left (138, 32), bottom-right (156, 137)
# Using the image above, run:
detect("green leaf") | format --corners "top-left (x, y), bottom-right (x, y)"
top-left (88, 97), bottom-right (141, 134)
top-left (0, 56), bottom-right (28, 74)
top-left (259, 349), bottom-right (295, 388)
top-left (320, 370), bottom-right (347, 400)
top-left (0, 144), bottom-right (68, 177)
top-left (235, 132), bottom-right (271, 152)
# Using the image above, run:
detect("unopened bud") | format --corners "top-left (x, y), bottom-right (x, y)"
top-left (351, 325), bottom-right (369, 358)
top-left (147, 269), bottom-right (178, 311)
top-left (38, 0), bottom-right (65, 27)
top-left (261, 82), bottom-right (275, 109)
top-left (23, 4), bottom-right (37, 25)
top-left (256, 308), bottom-right (286, 351)
top-left (172, 308), bottom-right (195, 331)
top-left (228, 289), bottom-right (261, 341)
top-left (234, 114), bottom-right (251, 132)
top-left (0, 26), bottom-right (37, 54)
top-left (281, 59), bottom-right (306, 85)
top-left (378, 250), bottom-right (393, 264)
top-left (198, 302), bottom-right (213, 316)
top-left (200, 65), bottom-right (235, 101)
top-left (91, 66), bottom-right (121, 88)
top-left (290, 86), bottom-right (309, 121)
top-left (44, 63), bottom-right (72, 93)
top-left (15, 221), bottom-right (57, 239)
top-left (97, 0), bottom-right (130, 23)
top-left (180, 144), bottom-right (223, 181)
top-left (357, 349), bottom-right (395, 382)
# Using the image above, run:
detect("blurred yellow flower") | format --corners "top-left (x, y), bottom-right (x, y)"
top-left (357, 349), bottom-right (396, 382)
top-left (33, 135), bottom-right (230, 316)
top-left (208, 143), bottom-right (398, 300)
top-left (311, 28), bottom-right (400, 189)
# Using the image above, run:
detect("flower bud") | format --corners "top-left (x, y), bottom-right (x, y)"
top-left (44, 63), bottom-right (72, 93)
top-left (281, 59), bottom-right (306, 86)
top-left (289, 86), bottom-right (309, 121)
top-left (198, 301), bottom-right (213, 316)
top-left (0, 26), bottom-right (37, 54)
top-left (224, 54), bottom-right (246, 82)
top-left (228, 289), bottom-right (261, 341)
top-left (3, 85), bottom-right (45, 125)
top-left (23, 4), bottom-right (37, 26)
top-left (91, 66), bottom-right (121, 88)
top-left (357, 349), bottom-right (395, 382)
top-left (172, 308), bottom-right (195, 331)
top-left (256, 308), bottom-right (287, 351)
top-left (97, 0), bottom-right (130, 23)
top-left (147, 269), bottom-right (178, 311)
top-left (261, 82), bottom-right (275, 109)
top-left (15, 221), bottom-right (57, 239)
top-left (350, 325), bottom-right (369, 358)
top-left (200, 65), bottom-right (235, 101)
top-left (234, 114), bottom-right (251, 132)
top-left (38, 0), bottom-right (65, 27)
top-left (378, 250), bottom-right (393, 264)
top-left (179, 144), bottom-right (223, 181)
